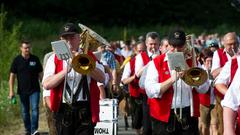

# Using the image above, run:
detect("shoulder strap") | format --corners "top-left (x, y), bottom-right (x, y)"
top-left (72, 75), bottom-right (89, 103)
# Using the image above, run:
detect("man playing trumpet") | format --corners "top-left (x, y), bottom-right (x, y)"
top-left (42, 23), bottom-right (105, 135)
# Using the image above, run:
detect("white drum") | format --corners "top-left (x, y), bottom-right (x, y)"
top-left (99, 98), bottom-right (118, 121)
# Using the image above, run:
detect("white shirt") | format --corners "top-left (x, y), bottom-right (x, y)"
top-left (121, 62), bottom-right (131, 81)
top-left (121, 49), bottom-right (133, 59)
top-left (115, 48), bottom-right (122, 56)
top-left (97, 64), bottom-right (106, 87)
top-left (211, 49), bottom-right (232, 72)
top-left (42, 54), bottom-right (103, 102)
top-left (145, 54), bottom-right (209, 109)
top-left (43, 89), bottom-right (50, 98)
top-left (215, 56), bottom-right (240, 85)
top-left (221, 68), bottom-right (240, 111)
top-left (135, 50), bottom-right (159, 76)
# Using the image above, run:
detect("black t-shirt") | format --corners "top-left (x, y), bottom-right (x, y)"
top-left (10, 54), bottom-right (43, 95)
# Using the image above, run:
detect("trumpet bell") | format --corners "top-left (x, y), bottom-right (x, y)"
top-left (79, 23), bottom-right (110, 47)
top-left (72, 54), bottom-right (96, 75)
top-left (182, 67), bottom-right (208, 87)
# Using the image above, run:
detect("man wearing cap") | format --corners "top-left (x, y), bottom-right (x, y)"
top-left (144, 29), bottom-right (209, 135)
top-left (206, 39), bottom-right (219, 52)
top-left (42, 23), bottom-right (105, 135)
top-left (211, 32), bottom-right (239, 134)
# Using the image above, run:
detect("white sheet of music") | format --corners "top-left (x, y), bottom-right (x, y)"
top-left (167, 52), bottom-right (187, 71)
top-left (51, 40), bottom-right (72, 60)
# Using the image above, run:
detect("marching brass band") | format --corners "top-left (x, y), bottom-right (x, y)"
top-left (41, 22), bottom-right (240, 135)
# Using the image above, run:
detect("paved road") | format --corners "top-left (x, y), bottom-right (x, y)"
top-left (10, 104), bottom-right (136, 135)
top-left (94, 114), bottom-right (135, 135)
top-left (117, 115), bottom-right (135, 135)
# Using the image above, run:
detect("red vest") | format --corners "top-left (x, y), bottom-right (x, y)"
top-left (199, 88), bottom-right (211, 107)
top-left (215, 49), bottom-right (229, 99)
top-left (141, 52), bottom-right (151, 65)
top-left (148, 54), bottom-right (200, 122)
top-left (134, 52), bottom-right (150, 94)
top-left (129, 56), bottom-right (141, 97)
top-left (217, 48), bottom-right (228, 67)
top-left (114, 53), bottom-right (125, 64)
top-left (215, 48), bottom-right (238, 99)
top-left (50, 52), bottom-right (100, 123)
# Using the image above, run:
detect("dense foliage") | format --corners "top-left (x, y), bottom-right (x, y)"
top-left (2, 0), bottom-right (240, 26)
top-left (0, 7), bottom-right (21, 81)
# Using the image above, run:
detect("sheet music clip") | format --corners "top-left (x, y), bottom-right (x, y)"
top-left (167, 52), bottom-right (187, 71)
top-left (51, 40), bottom-right (73, 60)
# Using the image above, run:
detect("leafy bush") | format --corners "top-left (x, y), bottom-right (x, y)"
top-left (0, 81), bottom-right (20, 130)
top-left (0, 6), bottom-right (22, 81)
top-left (0, 6), bottom-right (21, 130)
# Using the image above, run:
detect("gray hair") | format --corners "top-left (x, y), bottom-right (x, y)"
top-left (145, 32), bottom-right (160, 41)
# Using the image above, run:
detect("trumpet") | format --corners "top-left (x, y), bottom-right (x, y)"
top-left (71, 30), bottom-right (96, 75)
top-left (71, 24), bottom-right (109, 75)
top-left (63, 23), bottom-right (109, 104)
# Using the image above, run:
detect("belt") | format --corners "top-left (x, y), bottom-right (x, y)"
top-left (60, 101), bottom-right (90, 112)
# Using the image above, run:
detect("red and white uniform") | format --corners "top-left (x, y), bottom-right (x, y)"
top-left (42, 52), bottom-right (102, 123)
top-left (199, 65), bottom-right (215, 107)
top-left (144, 53), bottom-right (209, 122)
top-left (134, 51), bottom-right (152, 94)
top-left (121, 56), bottom-right (141, 97)
top-left (212, 48), bottom-right (233, 99)
top-left (215, 56), bottom-right (239, 99)
top-left (221, 56), bottom-right (240, 134)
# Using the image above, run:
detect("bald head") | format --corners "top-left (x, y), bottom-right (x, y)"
top-left (223, 32), bottom-right (237, 42)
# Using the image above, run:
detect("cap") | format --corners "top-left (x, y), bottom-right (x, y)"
top-left (60, 23), bottom-right (79, 36)
top-left (168, 30), bottom-right (186, 47)
top-left (206, 39), bottom-right (219, 48)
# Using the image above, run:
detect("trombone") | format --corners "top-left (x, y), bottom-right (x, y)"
top-left (173, 34), bottom-right (208, 121)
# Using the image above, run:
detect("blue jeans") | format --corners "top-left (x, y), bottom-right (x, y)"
top-left (19, 91), bottom-right (40, 134)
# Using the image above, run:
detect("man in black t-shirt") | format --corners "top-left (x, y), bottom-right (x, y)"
top-left (9, 40), bottom-right (43, 135)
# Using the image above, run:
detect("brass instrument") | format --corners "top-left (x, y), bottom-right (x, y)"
top-left (172, 34), bottom-right (208, 121)
top-left (182, 34), bottom-right (208, 87)
top-left (182, 67), bottom-right (208, 87)
top-left (120, 56), bottom-right (132, 70)
top-left (71, 30), bottom-right (96, 75)
top-left (71, 23), bottom-right (110, 75)
top-left (62, 23), bottom-right (109, 104)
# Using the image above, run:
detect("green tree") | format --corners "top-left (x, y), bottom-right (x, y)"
top-left (0, 6), bottom-right (22, 81)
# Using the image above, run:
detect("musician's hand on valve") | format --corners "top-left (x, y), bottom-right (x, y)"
top-left (136, 66), bottom-right (145, 78)
top-left (171, 70), bottom-right (185, 82)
